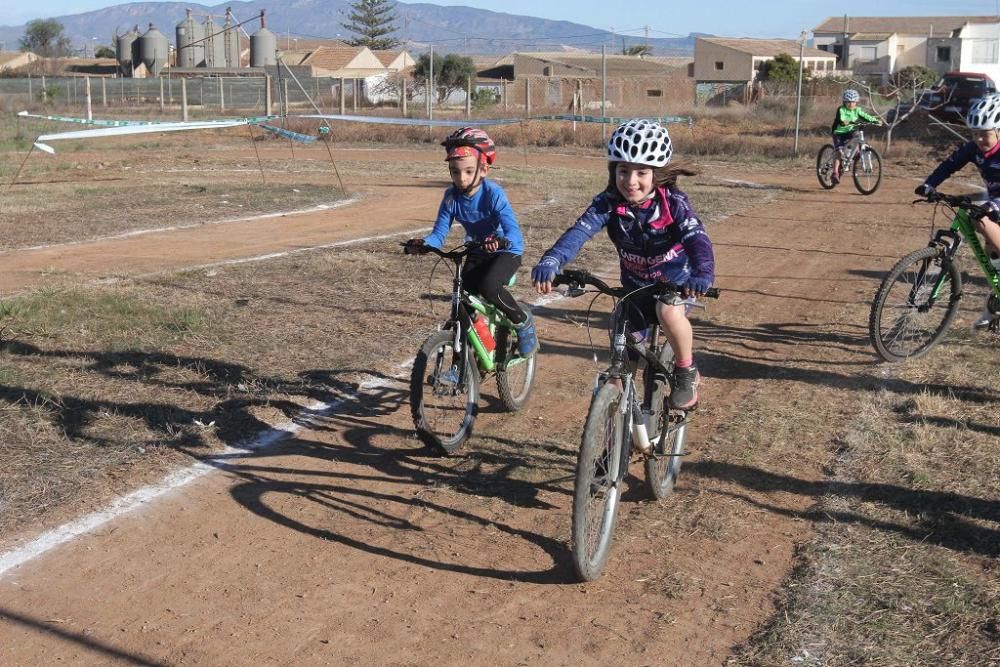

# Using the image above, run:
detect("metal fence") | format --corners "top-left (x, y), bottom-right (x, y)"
top-left (0, 71), bottom-right (697, 121)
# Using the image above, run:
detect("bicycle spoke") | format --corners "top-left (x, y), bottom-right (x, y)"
top-left (870, 247), bottom-right (961, 361)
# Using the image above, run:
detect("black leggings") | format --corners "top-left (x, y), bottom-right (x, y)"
top-left (462, 252), bottom-right (527, 325)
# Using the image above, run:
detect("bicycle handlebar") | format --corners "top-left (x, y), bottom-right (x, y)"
top-left (553, 268), bottom-right (720, 300)
top-left (402, 237), bottom-right (510, 259)
top-left (917, 192), bottom-right (992, 219)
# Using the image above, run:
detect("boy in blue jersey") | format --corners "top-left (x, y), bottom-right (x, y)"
top-left (531, 119), bottom-right (715, 409)
top-left (916, 92), bottom-right (1000, 328)
top-left (404, 127), bottom-right (537, 355)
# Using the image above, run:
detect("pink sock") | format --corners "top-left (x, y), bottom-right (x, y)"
top-left (675, 357), bottom-right (693, 369)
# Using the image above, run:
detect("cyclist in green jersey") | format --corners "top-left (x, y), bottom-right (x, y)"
top-left (831, 89), bottom-right (881, 184)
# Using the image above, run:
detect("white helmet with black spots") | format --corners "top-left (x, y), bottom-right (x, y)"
top-left (607, 119), bottom-right (672, 167)
top-left (966, 93), bottom-right (1000, 130)
top-left (842, 89), bottom-right (860, 103)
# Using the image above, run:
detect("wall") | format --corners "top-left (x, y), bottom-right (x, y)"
top-left (958, 22), bottom-right (1000, 83)
top-left (693, 40), bottom-right (753, 82)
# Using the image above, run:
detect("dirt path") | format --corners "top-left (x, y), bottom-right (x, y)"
top-left (0, 153), bottom-right (937, 664)
top-left (0, 147), bottom-right (603, 294)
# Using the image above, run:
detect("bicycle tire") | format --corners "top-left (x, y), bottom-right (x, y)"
top-left (410, 329), bottom-right (480, 454)
top-left (852, 146), bottom-right (883, 195)
top-left (571, 382), bottom-right (627, 582)
top-left (869, 246), bottom-right (962, 362)
top-left (644, 346), bottom-right (687, 500)
top-left (495, 305), bottom-right (537, 411)
top-left (816, 144), bottom-right (837, 189)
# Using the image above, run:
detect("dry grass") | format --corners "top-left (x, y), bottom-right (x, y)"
top-left (734, 353), bottom-right (1000, 666)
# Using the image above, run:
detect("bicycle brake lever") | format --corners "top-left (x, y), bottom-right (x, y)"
top-left (565, 286), bottom-right (586, 298)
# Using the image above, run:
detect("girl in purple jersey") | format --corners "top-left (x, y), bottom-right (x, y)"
top-left (916, 93), bottom-right (1000, 328)
top-left (531, 119), bottom-right (715, 409)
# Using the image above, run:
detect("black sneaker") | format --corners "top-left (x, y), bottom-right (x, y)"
top-left (670, 365), bottom-right (700, 410)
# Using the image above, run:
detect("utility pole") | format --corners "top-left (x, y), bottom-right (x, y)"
top-left (602, 45), bottom-right (607, 141)
top-left (793, 30), bottom-right (807, 155)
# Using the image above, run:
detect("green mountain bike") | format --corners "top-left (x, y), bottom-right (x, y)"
top-left (404, 240), bottom-right (537, 454)
top-left (869, 191), bottom-right (1000, 361)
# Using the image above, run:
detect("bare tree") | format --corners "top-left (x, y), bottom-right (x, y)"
top-left (850, 76), bottom-right (955, 154)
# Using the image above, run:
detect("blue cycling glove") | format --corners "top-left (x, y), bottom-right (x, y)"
top-left (685, 274), bottom-right (713, 296)
top-left (532, 256), bottom-right (561, 285)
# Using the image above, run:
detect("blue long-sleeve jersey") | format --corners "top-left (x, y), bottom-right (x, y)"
top-left (924, 140), bottom-right (1000, 204)
top-left (539, 185), bottom-right (715, 287)
top-left (423, 179), bottom-right (524, 255)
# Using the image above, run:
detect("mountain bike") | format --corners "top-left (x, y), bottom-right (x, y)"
top-left (552, 268), bottom-right (719, 581)
top-left (816, 122), bottom-right (883, 195)
top-left (404, 240), bottom-right (537, 454)
top-left (869, 191), bottom-right (1000, 362)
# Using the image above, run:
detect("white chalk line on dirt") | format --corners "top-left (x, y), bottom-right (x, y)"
top-left (5, 198), bottom-right (360, 256)
top-left (0, 175), bottom-right (758, 579)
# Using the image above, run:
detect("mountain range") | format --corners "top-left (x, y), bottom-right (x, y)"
top-left (0, 1), bottom-right (699, 57)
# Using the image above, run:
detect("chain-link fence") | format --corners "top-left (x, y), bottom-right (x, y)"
top-left (0, 70), bottom-right (698, 121)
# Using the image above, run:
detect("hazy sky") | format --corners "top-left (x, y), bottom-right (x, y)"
top-left (3, 0), bottom-right (1000, 38)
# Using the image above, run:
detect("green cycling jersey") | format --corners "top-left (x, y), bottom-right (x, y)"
top-left (832, 105), bottom-right (880, 135)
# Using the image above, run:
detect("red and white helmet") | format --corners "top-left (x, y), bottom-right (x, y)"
top-left (607, 119), bottom-right (672, 167)
top-left (442, 127), bottom-right (497, 165)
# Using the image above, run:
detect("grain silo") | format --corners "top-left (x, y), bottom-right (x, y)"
top-left (203, 15), bottom-right (225, 68)
top-left (223, 7), bottom-right (241, 68)
top-left (139, 23), bottom-right (169, 76)
top-left (249, 10), bottom-right (276, 67)
top-left (176, 9), bottom-right (205, 68)
top-left (116, 25), bottom-right (140, 76)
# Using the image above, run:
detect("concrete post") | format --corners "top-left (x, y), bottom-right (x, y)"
top-left (160, 77), bottom-right (165, 112)
top-left (85, 76), bottom-right (93, 121)
top-left (525, 78), bottom-right (530, 118)
top-left (181, 77), bottom-right (188, 121)
top-left (218, 76), bottom-right (224, 111)
top-left (102, 77), bottom-right (107, 107)
top-left (340, 77), bottom-right (346, 115)
top-left (353, 79), bottom-right (358, 112)
top-left (265, 74), bottom-right (272, 116)
top-left (401, 76), bottom-right (407, 115)
top-left (466, 76), bottom-right (472, 117)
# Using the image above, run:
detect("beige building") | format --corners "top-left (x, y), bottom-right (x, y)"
top-left (693, 37), bottom-right (837, 84)
top-left (475, 51), bottom-right (692, 111)
top-left (812, 15), bottom-right (1000, 80)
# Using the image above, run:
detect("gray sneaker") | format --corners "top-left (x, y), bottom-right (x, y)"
top-left (670, 365), bottom-right (700, 410)
top-left (973, 295), bottom-right (999, 330)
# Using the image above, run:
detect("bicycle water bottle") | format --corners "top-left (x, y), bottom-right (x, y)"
top-left (471, 313), bottom-right (496, 352)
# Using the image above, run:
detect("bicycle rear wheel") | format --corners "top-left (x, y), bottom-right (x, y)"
top-left (643, 347), bottom-right (687, 500)
top-left (852, 146), bottom-right (882, 195)
top-left (495, 308), bottom-right (537, 411)
top-left (410, 329), bottom-right (480, 454)
top-left (571, 382), bottom-right (627, 582)
top-left (816, 144), bottom-right (837, 189)
top-left (869, 247), bottom-right (962, 362)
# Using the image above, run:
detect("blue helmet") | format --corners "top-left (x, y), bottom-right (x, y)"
top-left (842, 89), bottom-right (860, 103)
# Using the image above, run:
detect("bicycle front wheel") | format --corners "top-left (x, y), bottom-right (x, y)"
top-left (571, 382), bottom-right (627, 582)
top-left (852, 146), bottom-right (882, 195)
top-left (816, 144), bottom-right (837, 189)
top-left (643, 347), bottom-right (687, 500)
top-left (410, 329), bottom-right (480, 454)
top-left (869, 247), bottom-right (962, 362)
top-left (495, 308), bottom-right (537, 411)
